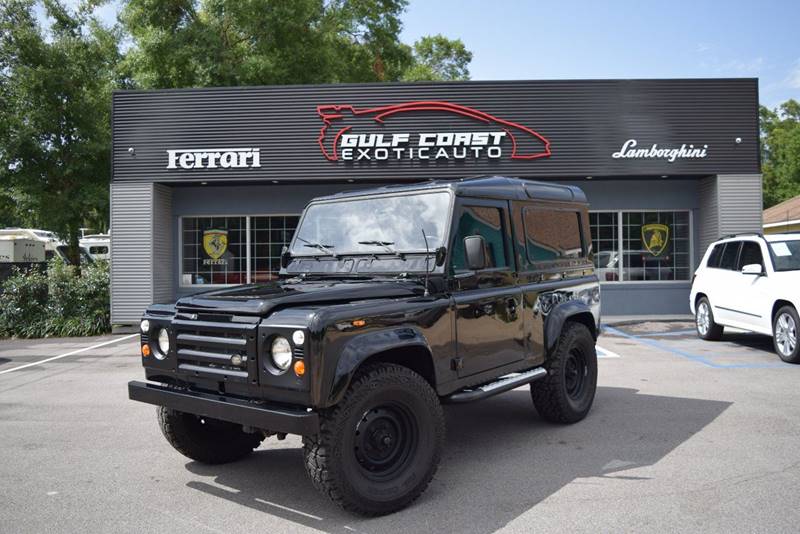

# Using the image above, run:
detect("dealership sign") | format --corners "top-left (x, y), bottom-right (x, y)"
top-left (612, 139), bottom-right (708, 163)
top-left (166, 148), bottom-right (261, 170)
top-left (316, 101), bottom-right (551, 163)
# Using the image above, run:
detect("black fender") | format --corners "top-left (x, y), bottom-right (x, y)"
top-left (544, 300), bottom-right (597, 353)
top-left (327, 327), bottom-right (433, 406)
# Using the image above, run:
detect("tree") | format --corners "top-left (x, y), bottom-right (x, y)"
top-left (402, 34), bottom-right (472, 82)
top-left (119, 0), bottom-right (472, 88)
top-left (0, 0), bottom-right (123, 267)
top-left (761, 100), bottom-right (800, 208)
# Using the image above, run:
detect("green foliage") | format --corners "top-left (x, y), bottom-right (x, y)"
top-left (120, 0), bottom-right (423, 87)
top-left (402, 34), bottom-right (472, 82)
top-left (761, 100), bottom-right (800, 208)
top-left (0, 0), bottom-right (123, 264)
top-left (0, 259), bottom-right (111, 338)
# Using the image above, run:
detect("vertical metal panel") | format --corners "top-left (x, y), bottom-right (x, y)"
top-left (111, 182), bottom-right (154, 323)
top-left (697, 176), bottom-right (719, 259)
top-left (152, 184), bottom-right (174, 304)
top-left (717, 174), bottom-right (763, 236)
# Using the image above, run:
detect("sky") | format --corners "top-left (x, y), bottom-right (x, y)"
top-left (47, 0), bottom-right (799, 108)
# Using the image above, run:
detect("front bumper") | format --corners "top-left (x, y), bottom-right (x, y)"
top-left (128, 381), bottom-right (319, 436)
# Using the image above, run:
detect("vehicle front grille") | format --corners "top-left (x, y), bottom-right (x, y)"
top-left (172, 316), bottom-right (258, 383)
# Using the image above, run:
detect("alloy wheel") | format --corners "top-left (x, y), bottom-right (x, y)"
top-left (775, 313), bottom-right (797, 357)
top-left (696, 302), bottom-right (710, 336)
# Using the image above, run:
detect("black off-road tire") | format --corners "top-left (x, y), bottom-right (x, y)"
top-left (695, 296), bottom-right (724, 341)
top-left (302, 363), bottom-right (445, 516)
top-left (773, 305), bottom-right (800, 364)
top-left (157, 407), bottom-right (264, 464)
top-left (531, 322), bottom-right (598, 424)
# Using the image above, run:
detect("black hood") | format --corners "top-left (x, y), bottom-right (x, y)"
top-left (175, 279), bottom-right (425, 315)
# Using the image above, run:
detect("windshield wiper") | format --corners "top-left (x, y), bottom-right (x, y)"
top-left (295, 236), bottom-right (337, 257)
top-left (357, 240), bottom-right (397, 254)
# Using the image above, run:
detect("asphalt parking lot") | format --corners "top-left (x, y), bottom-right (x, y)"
top-left (1, 323), bottom-right (799, 534)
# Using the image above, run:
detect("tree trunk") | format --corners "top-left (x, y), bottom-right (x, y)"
top-left (66, 222), bottom-right (82, 276)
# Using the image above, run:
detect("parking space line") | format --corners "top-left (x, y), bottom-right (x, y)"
top-left (0, 334), bottom-right (138, 376)
top-left (602, 326), bottom-right (789, 369)
top-left (635, 329), bottom-right (698, 337)
top-left (596, 345), bottom-right (621, 358)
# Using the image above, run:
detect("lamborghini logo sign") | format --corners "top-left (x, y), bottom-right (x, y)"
top-left (642, 224), bottom-right (669, 256)
top-left (203, 229), bottom-right (228, 262)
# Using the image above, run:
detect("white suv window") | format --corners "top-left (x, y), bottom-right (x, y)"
top-left (717, 242), bottom-right (741, 270)
top-left (737, 241), bottom-right (764, 270)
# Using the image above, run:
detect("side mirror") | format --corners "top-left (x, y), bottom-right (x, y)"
top-left (741, 263), bottom-right (764, 276)
top-left (280, 246), bottom-right (292, 269)
top-left (464, 235), bottom-right (487, 271)
top-left (435, 246), bottom-right (447, 267)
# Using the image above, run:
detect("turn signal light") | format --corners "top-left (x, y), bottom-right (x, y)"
top-left (141, 344), bottom-right (151, 357)
top-left (294, 360), bottom-right (306, 377)
top-left (352, 319), bottom-right (366, 327)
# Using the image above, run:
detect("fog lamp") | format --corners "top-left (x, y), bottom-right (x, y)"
top-left (292, 330), bottom-right (305, 345)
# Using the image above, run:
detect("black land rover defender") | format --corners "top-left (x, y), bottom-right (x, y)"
top-left (129, 176), bottom-right (601, 516)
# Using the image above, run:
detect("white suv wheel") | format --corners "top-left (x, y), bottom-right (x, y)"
top-left (775, 313), bottom-right (797, 357)
top-left (696, 302), bottom-right (710, 335)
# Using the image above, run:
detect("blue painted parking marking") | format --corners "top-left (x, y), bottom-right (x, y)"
top-left (602, 325), bottom-right (791, 369)
top-left (635, 329), bottom-right (698, 337)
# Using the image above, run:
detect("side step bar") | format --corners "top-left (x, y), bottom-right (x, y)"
top-left (443, 367), bottom-right (547, 404)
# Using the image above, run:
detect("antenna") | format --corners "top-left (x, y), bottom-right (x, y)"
top-left (421, 228), bottom-right (431, 297)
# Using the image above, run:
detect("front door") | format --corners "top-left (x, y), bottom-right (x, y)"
top-left (450, 200), bottom-right (524, 377)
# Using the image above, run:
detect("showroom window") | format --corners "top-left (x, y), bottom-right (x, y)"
top-left (181, 215), bottom-right (299, 286)
top-left (589, 211), bottom-right (691, 282)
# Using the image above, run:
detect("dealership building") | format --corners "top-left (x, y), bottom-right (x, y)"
top-left (110, 78), bottom-right (761, 327)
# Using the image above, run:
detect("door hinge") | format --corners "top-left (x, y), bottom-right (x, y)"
top-left (451, 357), bottom-right (463, 371)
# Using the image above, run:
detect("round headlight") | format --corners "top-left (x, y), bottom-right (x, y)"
top-left (271, 336), bottom-right (293, 372)
top-left (156, 328), bottom-right (170, 360)
top-left (292, 330), bottom-right (305, 345)
top-left (140, 319), bottom-right (150, 333)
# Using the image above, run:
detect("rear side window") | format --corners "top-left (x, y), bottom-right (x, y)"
top-left (718, 242), bottom-right (741, 270)
top-left (737, 241), bottom-right (763, 270)
top-left (706, 244), bottom-right (724, 268)
top-left (451, 206), bottom-right (508, 271)
top-left (523, 208), bottom-right (583, 263)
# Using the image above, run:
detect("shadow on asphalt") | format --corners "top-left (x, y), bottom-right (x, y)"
top-left (0, 358), bottom-right (9, 366)
top-left (716, 332), bottom-right (775, 354)
top-left (184, 386), bottom-right (731, 533)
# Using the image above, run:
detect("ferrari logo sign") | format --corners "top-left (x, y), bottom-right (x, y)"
top-left (642, 224), bottom-right (670, 256)
top-left (203, 229), bottom-right (228, 262)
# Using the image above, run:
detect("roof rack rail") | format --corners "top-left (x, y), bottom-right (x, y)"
top-left (719, 232), bottom-right (764, 240)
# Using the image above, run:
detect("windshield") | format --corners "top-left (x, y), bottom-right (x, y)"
top-left (291, 191), bottom-right (451, 256)
top-left (768, 240), bottom-right (800, 271)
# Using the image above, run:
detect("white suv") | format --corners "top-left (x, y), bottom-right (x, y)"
top-left (690, 233), bottom-right (800, 363)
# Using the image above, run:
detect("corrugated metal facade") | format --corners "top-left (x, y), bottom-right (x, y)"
top-left (112, 79), bottom-right (759, 183)
top-left (110, 182), bottom-right (154, 323)
top-left (697, 176), bottom-right (720, 258)
top-left (717, 174), bottom-right (764, 236)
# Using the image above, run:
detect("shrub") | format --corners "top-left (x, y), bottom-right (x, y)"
top-left (0, 259), bottom-right (111, 338)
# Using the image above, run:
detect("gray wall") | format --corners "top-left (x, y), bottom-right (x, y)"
top-left (112, 175), bottom-right (761, 322)
top-left (110, 182), bottom-right (155, 324)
